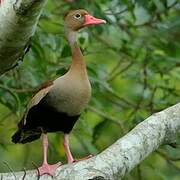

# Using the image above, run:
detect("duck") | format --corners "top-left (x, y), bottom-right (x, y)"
top-left (12, 9), bottom-right (106, 176)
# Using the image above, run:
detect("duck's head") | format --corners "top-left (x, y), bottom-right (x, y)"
top-left (64, 9), bottom-right (106, 44)
top-left (64, 9), bottom-right (106, 31)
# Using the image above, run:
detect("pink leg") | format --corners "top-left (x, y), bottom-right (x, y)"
top-left (37, 134), bottom-right (61, 176)
top-left (0, 0), bottom-right (4, 5)
top-left (63, 134), bottom-right (74, 163)
top-left (63, 134), bottom-right (93, 164)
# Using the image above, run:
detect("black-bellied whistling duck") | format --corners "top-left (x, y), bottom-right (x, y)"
top-left (12, 9), bottom-right (106, 176)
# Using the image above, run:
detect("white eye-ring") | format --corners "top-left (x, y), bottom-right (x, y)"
top-left (74, 13), bottom-right (81, 19)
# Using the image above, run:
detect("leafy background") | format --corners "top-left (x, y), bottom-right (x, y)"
top-left (0, 0), bottom-right (180, 179)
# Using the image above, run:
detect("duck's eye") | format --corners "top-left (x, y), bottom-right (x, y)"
top-left (74, 13), bottom-right (81, 19)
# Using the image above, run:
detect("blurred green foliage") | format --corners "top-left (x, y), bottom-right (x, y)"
top-left (0, 0), bottom-right (179, 179)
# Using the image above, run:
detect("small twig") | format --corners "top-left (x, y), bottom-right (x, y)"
top-left (156, 150), bottom-right (180, 171)
top-left (128, 52), bottom-right (149, 118)
top-left (103, 95), bottom-right (128, 109)
top-left (93, 77), bottom-right (135, 107)
top-left (22, 168), bottom-right (27, 180)
top-left (3, 161), bottom-right (17, 180)
top-left (156, 150), bottom-right (180, 161)
top-left (87, 105), bottom-right (126, 133)
top-left (108, 61), bottom-right (134, 82)
top-left (167, 1), bottom-right (178, 9)
top-left (137, 165), bottom-right (142, 180)
top-left (108, 59), bottom-right (122, 77)
top-left (31, 162), bottom-right (40, 180)
top-left (148, 86), bottom-right (157, 114)
top-left (105, 8), bottom-right (128, 15)
top-left (91, 32), bottom-right (116, 50)
top-left (0, 82), bottom-right (36, 93)
top-left (74, 132), bottom-right (94, 154)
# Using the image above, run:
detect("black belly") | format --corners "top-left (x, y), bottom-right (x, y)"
top-left (24, 102), bottom-right (80, 134)
top-left (12, 94), bottom-right (81, 144)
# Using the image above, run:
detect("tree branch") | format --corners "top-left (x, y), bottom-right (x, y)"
top-left (0, 0), bottom-right (47, 75)
top-left (1, 103), bottom-right (180, 179)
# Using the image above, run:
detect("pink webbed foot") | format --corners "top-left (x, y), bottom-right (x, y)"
top-left (37, 162), bottom-right (61, 176)
top-left (37, 134), bottom-right (61, 176)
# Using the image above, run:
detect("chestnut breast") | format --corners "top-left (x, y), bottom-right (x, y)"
top-left (46, 74), bottom-right (91, 116)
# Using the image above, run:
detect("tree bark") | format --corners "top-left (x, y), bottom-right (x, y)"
top-left (1, 103), bottom-right (180, 180)
top-left (0, 0), bottom-right (47, 75)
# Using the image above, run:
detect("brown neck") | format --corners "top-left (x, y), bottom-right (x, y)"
top-left (65, 28), bottom-right (87, 77)
top-left (70, 42), bottom-right (86, 71)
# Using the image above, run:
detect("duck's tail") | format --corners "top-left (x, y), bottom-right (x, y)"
top-left (12, 128), bottom-right (41, 144)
